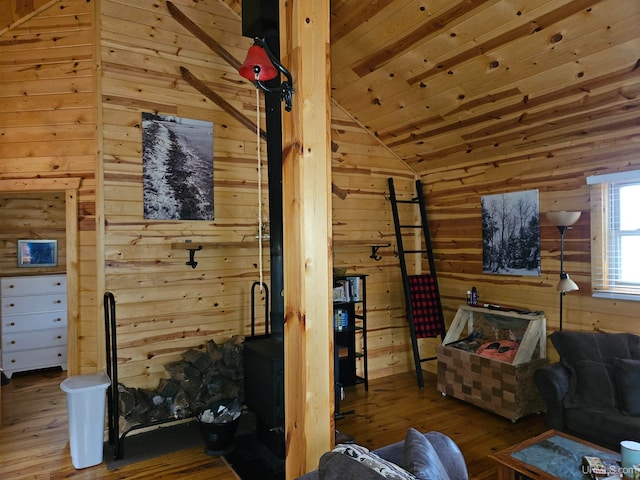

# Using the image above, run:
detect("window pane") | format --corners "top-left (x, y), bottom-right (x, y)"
top-left (620, 185), bottom-right (640, 231)
top-left (620, 236), bottom-right (640, 283)
top-left (588, 171), bottom-right (640, 299)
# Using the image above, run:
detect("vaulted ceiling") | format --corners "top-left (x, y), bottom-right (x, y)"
top-left (4, 0), bottom-right (638, 176)
top-left (328, 0), bottom-right (640, 175)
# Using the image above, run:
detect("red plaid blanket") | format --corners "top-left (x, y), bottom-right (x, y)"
top-left (407, 274), bottom-right (443, 338)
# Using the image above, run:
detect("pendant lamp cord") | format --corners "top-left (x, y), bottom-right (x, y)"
top-left (255, 83), bottom-right (264, 294)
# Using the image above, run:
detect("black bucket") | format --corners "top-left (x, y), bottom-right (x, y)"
top-left (197, 399), bottom-right (242, 456)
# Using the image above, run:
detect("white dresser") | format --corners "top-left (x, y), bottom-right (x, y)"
top-left (1, 274), bottom-right (67, 379)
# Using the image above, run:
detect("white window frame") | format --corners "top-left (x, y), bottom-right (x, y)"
top-left (587, 170), bottom-right (640, 301)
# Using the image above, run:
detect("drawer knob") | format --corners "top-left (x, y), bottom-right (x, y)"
top-left (9, 303), bottom-right (14, 307)
top-left (57, 353), bottom-right (62, 357)
top-left (55, 318), bottom-right (62, 322)
top-left (10, 322), bottom-right (15, 326)
top-left (10, 340), bottom-right (15, 345)
top-left (55, 282), bottom-right (61, 286)
top-left (55, 300), bottom-right (61, 304)
top-left (57, 336), bottom-right (62, 340)
top-left (9, 284), bottom-right (14, 289)
top-left (10, 359), bottom-right (16, 364)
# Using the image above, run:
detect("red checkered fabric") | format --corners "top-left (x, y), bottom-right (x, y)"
top-left (407, 274), bottom-right (443, 338)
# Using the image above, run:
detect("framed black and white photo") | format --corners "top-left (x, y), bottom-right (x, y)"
top-left (17, 239), bottom-right (58, 268)
top-left (142, 113), bottom-right (214, 220)
top-left (481, 189), bottom-right (540, 276)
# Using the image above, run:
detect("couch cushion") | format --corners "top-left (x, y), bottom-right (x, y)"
top-left (565, 407), bottom-right (640, 450)
top-left (403, 428), bottom-right (451, 480)
top-left (332, 444), bottom-right (417, 480)
top-left (614, 357), bottom-right (640, 416)
top-left (549, 331), bottom-right (640, 410)
top-left (318, 452), bottom-right (386, 480)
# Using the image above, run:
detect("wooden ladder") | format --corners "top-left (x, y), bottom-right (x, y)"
top-left (388, 178), bottom-right (446, 388)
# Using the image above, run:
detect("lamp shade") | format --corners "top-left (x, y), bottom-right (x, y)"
top-left (546, 211), bottom-right (581, 227)
top-left (239, 45), bottom-right (278, 82)
top-left (558, 274), bottom-right (579, 292)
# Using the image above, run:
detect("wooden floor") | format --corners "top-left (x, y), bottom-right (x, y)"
top-left (0, 368), bottom-right (547, 479)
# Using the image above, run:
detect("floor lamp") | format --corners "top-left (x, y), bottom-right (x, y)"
top-left (546, 211), bottom-right (581, 331)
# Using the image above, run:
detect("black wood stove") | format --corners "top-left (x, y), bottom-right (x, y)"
top-left (241, 0), bottom-right (286, 460)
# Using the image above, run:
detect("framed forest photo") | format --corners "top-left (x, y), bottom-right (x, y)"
top-left (481, 189), bottom-right (540, 277)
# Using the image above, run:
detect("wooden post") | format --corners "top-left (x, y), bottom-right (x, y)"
top-left (280, 1), bottom-right (333, 477)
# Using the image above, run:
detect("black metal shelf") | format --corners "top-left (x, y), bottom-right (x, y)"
top-left (333, 275), bottom-right (368, 420)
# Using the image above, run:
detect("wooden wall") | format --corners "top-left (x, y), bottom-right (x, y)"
top-left (330, 103), bottom-right (419, 380)
top-left (7, 0), bottom-right (635, 390)
top-left (0, 0), bottom-right (98, 372)
top-left (0, 0), bottom-right (419, 389)
top-left (419, 135), bottom-right (640, 364)
top-left (100, 0), bottom-right (270, 387)
top-left (98, 0), bottom-right (417, 388)
top-left (0, 192), bottom-right (66, 275)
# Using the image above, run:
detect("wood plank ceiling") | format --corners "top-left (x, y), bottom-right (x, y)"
top-left (224, 0), bottom-right (639, 175)
top-left (329, 0), bottom-right (640, 174)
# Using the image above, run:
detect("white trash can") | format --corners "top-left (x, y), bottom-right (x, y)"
top-left (60, 373), bottom-right (111, 469)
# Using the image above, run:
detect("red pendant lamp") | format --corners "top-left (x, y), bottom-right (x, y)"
top-left (239, 44), bottom-right (278, 81)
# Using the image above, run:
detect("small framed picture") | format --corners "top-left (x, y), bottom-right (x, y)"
top-left (17, 239), bottom-right (58, 268)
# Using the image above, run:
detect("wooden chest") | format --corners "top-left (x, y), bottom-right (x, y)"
top-left (436, 305), bottom-right (547, 422)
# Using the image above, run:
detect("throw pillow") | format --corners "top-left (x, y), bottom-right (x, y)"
top-left (333, 443), bottom-right (417, 480)
top-left (318, 452), bottom-right (386, 480)
top-left (549, 331), bottom-right (637, 410)
top-left (614, 357), bottom-right (640, 416)
top-left (403, 428), bottom-right (451, 480)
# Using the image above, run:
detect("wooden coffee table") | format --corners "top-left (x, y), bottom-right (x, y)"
top-left (490, 429), bottom-right (621, 479)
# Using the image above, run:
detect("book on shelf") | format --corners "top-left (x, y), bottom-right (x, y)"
top-left (333, 276), bottom-right (362, 302)
top-left (347, 276), bottom-right (361, 302)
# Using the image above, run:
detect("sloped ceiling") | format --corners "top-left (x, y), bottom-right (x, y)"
top-left (233, 0), bottom-right (639, 175)
top-left (329, 0), bottom-right (640, 175)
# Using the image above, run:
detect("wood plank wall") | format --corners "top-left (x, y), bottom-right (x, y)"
top-left (100, 0), bottom-right (271, 387)
top-left (0, 0), bottom-right (57, 34)
top-left (9, 0), bottom-right (635, 388)
top-left (0, 192), bottom-right (66, 275)
top-left (419, 136), bottom-right (640, 364)
top-left (99, 0), bottom-right (418, 388)
top-left (0, 0), bottom-right (420, 389)
top-left (0, 1), bottom-right (98, 371)
top-left (330, 103), bottom-right (420, 380)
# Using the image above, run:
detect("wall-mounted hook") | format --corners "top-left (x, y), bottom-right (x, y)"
top-left (186, 245), bottom-right (203, 268)
top-left (370, 244), bottom-right (391, 261)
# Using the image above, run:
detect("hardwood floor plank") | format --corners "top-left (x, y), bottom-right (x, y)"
top-left (0, 368), bottom-right (546, 479)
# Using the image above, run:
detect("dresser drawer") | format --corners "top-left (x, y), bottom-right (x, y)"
top-left (2, 328), bottom-right (66, 352)
top-left (1, 274), bottom-right (66, 297)
top-left (2, 311), bottom-right (66, 333)
top-left (1, 293), bottom-right (66, 315)
top-left (2, 347), bottom-right (67, 373)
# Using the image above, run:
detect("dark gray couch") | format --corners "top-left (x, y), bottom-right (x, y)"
top-left (296, 430), bottom-right (468, 480)
top-left (534, 331), bottom-right (640, 451)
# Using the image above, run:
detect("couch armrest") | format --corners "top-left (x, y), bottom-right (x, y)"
top-left (296, 431), bottom-right (469, 480)
top-left (534, 362), bottom-right (570, 430)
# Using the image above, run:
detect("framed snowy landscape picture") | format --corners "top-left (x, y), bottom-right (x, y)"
top-left (481, 189), bottom-right (540, 277)
top-left (142, 113), bottom-right (214, 220)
